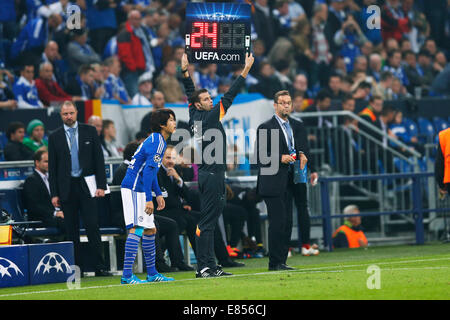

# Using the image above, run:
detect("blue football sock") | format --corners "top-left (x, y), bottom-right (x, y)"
top-left (142, 234), bottom-right (157, 276)
top-left (123, 232), bottom-right (141, 279)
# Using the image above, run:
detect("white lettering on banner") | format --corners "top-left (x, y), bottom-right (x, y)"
top-left (194, 51), bottom-right (241, 62)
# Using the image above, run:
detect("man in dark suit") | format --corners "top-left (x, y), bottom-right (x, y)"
top-left (23, 149), bottom-right (65, 233)
top-left (48, 100), bottom-right (111, 276)
top-left (256, 90), bottom-right (308, 271)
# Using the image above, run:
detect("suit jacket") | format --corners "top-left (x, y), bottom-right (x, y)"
top-left (156, 167), bottom-right (190, 211)
top-left (23, 171), bottom-right (55, 226)
top-left (48, 123), bottom-right (106, 202)
top-left (256, 115), bottom-right (308, 197)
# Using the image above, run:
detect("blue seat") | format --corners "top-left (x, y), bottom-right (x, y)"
top-left (417, 117), bottom-right (435, 144)
top-left (403, 118), bottom-right (419, 138)
top-left (433, 117), bottom-right (449, 134)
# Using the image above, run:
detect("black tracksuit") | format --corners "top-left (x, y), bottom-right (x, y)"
top-left (182, 74), bottom-right (245, 272)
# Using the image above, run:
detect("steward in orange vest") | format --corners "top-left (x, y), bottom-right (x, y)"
top-left (435, 128), bottom-right (450, 195)
top-left (332, 217), bottom-right (368, 249)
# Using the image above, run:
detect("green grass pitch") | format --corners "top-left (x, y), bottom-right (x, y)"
top-left (1, 243), bottom-right (449, 300)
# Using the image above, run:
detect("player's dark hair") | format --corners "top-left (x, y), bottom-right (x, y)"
top-left (190, 88), bottom-right (209, 104)
top-left (6, 122), bottom-right (25, 140)
top-left (150, 109), bottom-right (176, 133)
top-left (123, 141), bottom-right (139, 161)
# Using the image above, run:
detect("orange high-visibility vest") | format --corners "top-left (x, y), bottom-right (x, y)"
top-left (359, 107), bottom-right (377, 122)
top-left (332, 225), bottom-right (368, 248)
top-left (439, 128), bottom-right (450, 184)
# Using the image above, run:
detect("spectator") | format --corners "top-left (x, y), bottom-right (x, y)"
top-left (341, 94), bottom-right (356, 113)
top-left (360, 41), bottom-right (374, 59)
top-left (383, 49), bottom-right (409, 86)
top-left (353, 56), bottom-right (369, 74)
top-left (359, 95), bottom-right (383, 127)
top-left (287, 0), bottom-right (306, 25)
top-left (415, 49), bottom-right (435, 86)
top-left (102, 119), bottom-right (123, 158)
top-left (142, 8), bottom-right (165, 72)
top-left (372, 71), bottom-right (394, 100)
top-left (292, 92), bottom-right (305, 113)
top-left (23, 149), bottom-right (65, 233)
top-left (103, 56), bottom-right (131, 104)
top-left (40, 40), bottom-right (67, 87)
top-left (332, 205), bottom-right (368, 248)
top-left (0, 69), bottom-right (17, 110)
top-left (13, 64), bottom-right (44, 109)
top-left (389, 109), bottom-right (424, 155)
top-left (87, 115), bottom-right (110, 159)
top-left (252, 0), bottom-right (279, 52)
top-left (67, 28), bottom-right (101, 76)
top-left (156, 146), bottom-right (202, 259)
top-left (65, 64), bottom-right (104, 100)
top-left (424, 38), bottom-right (438, 57)
top-left (35, 62), bottom-right (76, 107)
top-left (273, 0), bottom-right (293, 37)
top-left (325, 0), bottom-right (347, 53)
top-left (10, 13), bottom-right (63, 67)
top-left (155, 59), bottom-right (184, 102)
top-left (310, 2), bottom-right (332, 88)
top-left (290, 18), bottom-right (314, 79)
top-left (402, 0), bottom-right (430, 53)
top-left (140, 90), bottom-right (166, 134)
top-left (23, 119), bottom-right (48, 153)
top-left (327, 73), bottom-right (345, 100)
top-left (273, 59), bottom-right (294, 93)
top-left (249, 61), bottom-right (283, 99)
top-left (0, 0), bottom-right (17, 41)
top-left (334, 15), bottom-right (369, 73)
top-left (292, 74), bottom-right (311, 99)
top-left (381, 0), bottom-right (411, 43)
top-left (303, 88), bottom-right (333, 129)
top-left (433, 51), bottom-right (448, 75)
top-left (357, 0), bottom-right (382, 46)
top-left (197, 64), bottom-right (220, 99)
top-left (117, 10), bottom-right (155, 98)
top-left (85, 0), bottom-right (118, 55)
top-left (131, 72), bottom-right (153, 105)
top-left (4, 122), bottom-right (34, 161)
top-left (403, 50), bottom-right (428, 94)
top-left (368, 53), bottom-right (383, 82)
top-left (391, 76), bottom-right (411, 99)
top-left (176, 146), bottom-right (199, 183)
top-left (90, 63), bottom-right (106, 99)
top-left (431, 64), bottom-right (450, 96)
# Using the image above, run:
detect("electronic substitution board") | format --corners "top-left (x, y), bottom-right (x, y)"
top-left (185, 2), bottom-right (251, 64)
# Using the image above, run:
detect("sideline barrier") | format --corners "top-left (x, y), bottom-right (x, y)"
top-left (0, 242), bottom-right (74, 288)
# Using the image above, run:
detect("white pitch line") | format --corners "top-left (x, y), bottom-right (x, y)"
top-left (0, 257), bottom-right (449, 298)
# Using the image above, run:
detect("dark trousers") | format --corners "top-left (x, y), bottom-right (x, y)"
top-left (223, 203), bottom-right (247, 247)
top-left (293, 183), bottom-right (311, 247)
top-left (196, 170), bottom-right (226, 271)
top-left (89, 27), bottom-right (117, 55)
top-left (154, 215), bottom-right (185, 267)
top-left (263, 174), bottom-right (294, 267)
top-left (61, 178), bottom-right (105, 271)
top-left (158, 208), bottom-right (201, 256)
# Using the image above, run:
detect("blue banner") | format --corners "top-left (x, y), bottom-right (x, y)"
top-left (28, 242), bottom-right (75, 286)
top-left (0, 245), bottom-right (29, 288)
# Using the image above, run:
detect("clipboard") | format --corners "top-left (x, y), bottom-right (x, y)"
top-left (84, 175), bottom-right (111, 198)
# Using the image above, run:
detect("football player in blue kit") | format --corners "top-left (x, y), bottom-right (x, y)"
top-left (120, 109), bottom-right (177, 284)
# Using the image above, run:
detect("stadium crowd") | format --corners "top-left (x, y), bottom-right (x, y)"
top-left (1, 0), bottom-right (450, 270)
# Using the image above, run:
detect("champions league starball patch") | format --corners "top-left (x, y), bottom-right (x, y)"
top-left (153, 154), bottom-right (161, 163)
